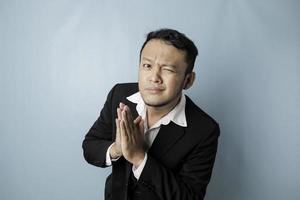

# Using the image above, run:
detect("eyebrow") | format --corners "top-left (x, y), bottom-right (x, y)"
top-left (141, 57), bottom-right (177, 68)
top-left (141, 57), bottom-right (153, 62)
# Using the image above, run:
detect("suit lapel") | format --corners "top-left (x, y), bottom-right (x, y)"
top-left (124, 98), bottom-right (186, 160)
top-left (148, 122), bottom-right (185, 160)
top-left (124, 99), bottom-right (139, 119)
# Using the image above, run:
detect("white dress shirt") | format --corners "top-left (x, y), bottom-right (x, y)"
top-left (106, 91), bottom-right (187, 180)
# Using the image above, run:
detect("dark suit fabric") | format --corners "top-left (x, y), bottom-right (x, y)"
top-left (82, 83), bottom-right (220, 200)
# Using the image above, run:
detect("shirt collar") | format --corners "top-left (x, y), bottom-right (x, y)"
top-left (126, 92), bottom-right (187, 128)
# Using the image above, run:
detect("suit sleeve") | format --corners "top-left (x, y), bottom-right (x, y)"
top-left (137, 124), bottom-right (220, 200)
top-left (82, 84), bottom-right (118, 167)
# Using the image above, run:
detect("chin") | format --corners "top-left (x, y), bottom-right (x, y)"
top-left (143, 97), bottom-right (172, 107)
top-left (143, 98), bottom-right (161, 106)
top-left (145, 102), bottom-right (167, 107)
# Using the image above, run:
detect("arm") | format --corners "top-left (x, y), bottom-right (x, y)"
top-left (82, 84), bottom-right (118, 167)
top-left (137, 125), bottom-right (220, 200)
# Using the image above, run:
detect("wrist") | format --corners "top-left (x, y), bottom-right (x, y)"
top-left (109, 143), bottom-right (122, 159)
top-left (132, 152), bottom-right (145, 168)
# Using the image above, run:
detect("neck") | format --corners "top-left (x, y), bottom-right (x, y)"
top-left (146, 94), bottom-right (182, 125)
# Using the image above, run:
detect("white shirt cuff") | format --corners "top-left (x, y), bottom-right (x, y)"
top-left (105, 143), bottom-right (120, 166)
top-left (132, 153), bottom-right (147, 180)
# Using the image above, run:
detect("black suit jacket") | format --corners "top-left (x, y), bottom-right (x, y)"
top-left (82, 83), bottom-right (220, 200)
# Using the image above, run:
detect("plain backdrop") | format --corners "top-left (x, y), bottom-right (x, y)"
top-left (0, 0), bottom-right (299, 200)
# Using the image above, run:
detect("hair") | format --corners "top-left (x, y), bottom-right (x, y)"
top-left (139, 28), bottom-right (198, 75)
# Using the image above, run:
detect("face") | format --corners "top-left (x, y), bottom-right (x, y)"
top-left (138, 39), bottom-right (190, 108)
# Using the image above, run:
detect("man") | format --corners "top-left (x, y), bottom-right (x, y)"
top-left (82, 28), bottom-right (220, 200)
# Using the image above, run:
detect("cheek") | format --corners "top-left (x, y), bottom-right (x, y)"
top-left (138, 68), bottom-right (147, 77)
top-left (166, 76), bottom-right (184, 87)
top-left (139, 71), bottom-right (155, 84)
top-left (138, 70), bottom-right (145, 81)
top-left (138, 71), bottom-right (149, 88)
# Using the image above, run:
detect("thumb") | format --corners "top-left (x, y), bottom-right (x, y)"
top-left (134, 115), bottom-right (142, 124)
top-left (139, 119), bottom-right (144, 135)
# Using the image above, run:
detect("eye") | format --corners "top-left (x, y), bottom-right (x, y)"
top-left (143, 64), bottom-right (151, 69)
top-left (163, 67), bottom-right (175, 73)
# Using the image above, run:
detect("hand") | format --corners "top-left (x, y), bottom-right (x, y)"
top-left (109, 103), bottom-right (125, 159)
top-left (120, 104), bottom-right (145, 167)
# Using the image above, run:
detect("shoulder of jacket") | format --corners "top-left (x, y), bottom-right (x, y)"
top-left (185, 95), bottom-right (220, 141)
top-left (109, 82), bottom-right (138, 103)
top-left (113, 82), bottom-right (138, 93)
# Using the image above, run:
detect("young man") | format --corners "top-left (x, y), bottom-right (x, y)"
top-left (82, 28), bottom-right (220, 200)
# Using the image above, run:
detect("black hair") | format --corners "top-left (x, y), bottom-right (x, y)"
top-left (139, 28), bottom-right (198, 74)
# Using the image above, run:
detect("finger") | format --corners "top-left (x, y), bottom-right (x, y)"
top-left (134, 116), bottom-right (142, 124)
top-left (125, 106), bottom-right (133, 122)
top-left (116, 118), bottom-right (122, 143)
top-left (119, 102), bottom-right (125, 110)
top-left (115, 118), bottom-right (119, 132)
top-left (117, 108), bottom-right (122, 120)
top-left (115, 118), bottom-right (120, 137)
top-left (122, 110), bottom-right (131, 138)
top-left (124, 106), bottom-right (135, 131)
top-left (139, 119), bottom-right (144, 136)
top-left (120, 119), bottom-right (127, 141)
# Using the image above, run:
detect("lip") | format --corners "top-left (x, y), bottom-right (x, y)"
top-left (144, 88), bottom-right (164, 93)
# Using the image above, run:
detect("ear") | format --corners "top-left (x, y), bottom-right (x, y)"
top-left (183, 72), bottom-right (196, 90)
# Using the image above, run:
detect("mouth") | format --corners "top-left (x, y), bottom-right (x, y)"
top-left (144, 87), bottom-right (164, 94)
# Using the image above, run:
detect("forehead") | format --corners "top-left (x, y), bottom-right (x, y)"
top-left (141, 39), bottom-right (187, 64)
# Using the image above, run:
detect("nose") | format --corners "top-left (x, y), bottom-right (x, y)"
top-left (149, 66), bottom-right (162, 83)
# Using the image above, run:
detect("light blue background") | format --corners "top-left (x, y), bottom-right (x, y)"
top-left (1, 0), bottom-right (299, 200)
